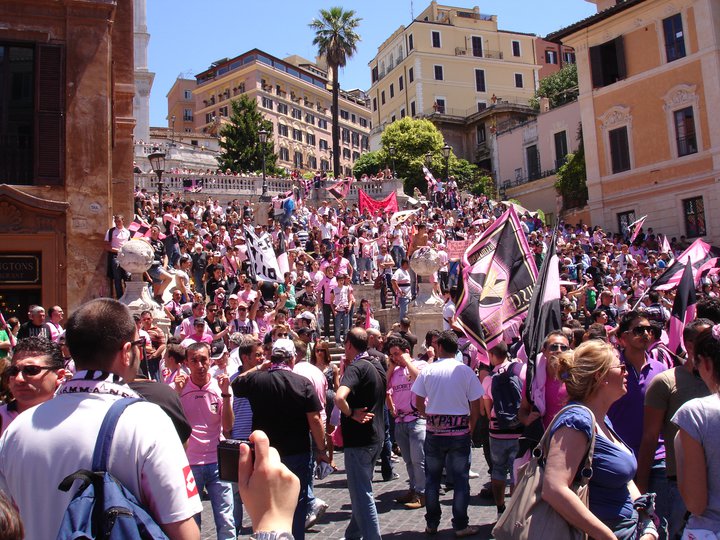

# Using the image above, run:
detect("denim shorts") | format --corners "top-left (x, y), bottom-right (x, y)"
top-left (489, 437), bottom-right (519, 483)
top-left (148, 265), bottom-right (165, 284)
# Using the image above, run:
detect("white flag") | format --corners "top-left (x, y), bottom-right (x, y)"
top-left (244, 227), bottom-right (283, 283)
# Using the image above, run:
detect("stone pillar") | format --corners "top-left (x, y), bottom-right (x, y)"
top-left (408, 247), bottom-right (445, 349)
top-left (133, 0), bottom-right (154, 142)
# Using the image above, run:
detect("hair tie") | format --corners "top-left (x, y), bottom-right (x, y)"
top-left (712, 324), bottom-right (720, 342)
top-left (560, 371), bottom-right (571, 381)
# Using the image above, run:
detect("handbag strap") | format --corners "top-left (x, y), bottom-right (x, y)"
top-left (536, 403), bottom-right (597, 486)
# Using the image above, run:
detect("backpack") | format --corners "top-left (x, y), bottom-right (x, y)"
top-left (56, 398), bottom-right (169, 540)
top-left (491, 362), bottom-right (523, 430)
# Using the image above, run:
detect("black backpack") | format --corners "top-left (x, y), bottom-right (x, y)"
top-left (491, 362), bottom-right (523, 430)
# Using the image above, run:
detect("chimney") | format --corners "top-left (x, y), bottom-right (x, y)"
top-left (540, 97), bottom-right (550, 113)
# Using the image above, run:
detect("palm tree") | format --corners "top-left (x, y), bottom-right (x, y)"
top-left (309, 7), bottom-right (361, 178)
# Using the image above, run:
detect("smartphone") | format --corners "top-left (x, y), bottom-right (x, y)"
top-left (217, 439), bottom-right (253, 482)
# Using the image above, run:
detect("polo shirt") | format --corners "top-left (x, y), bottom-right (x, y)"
top-left (176, 377), bottom-right (225, 465)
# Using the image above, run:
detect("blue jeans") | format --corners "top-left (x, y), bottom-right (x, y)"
top-left (190, 463), bottom-right (235, 540)
top-left (163, 235), bottom-right (180, 268)
top-left (334, 310), bottom-right (348, 345)
top-left (398, 296), bottom-right (410, 321)
top-left (380, 406), bottom-right (395, 480)
top-left (648, 459), bottom-right (669, 539)
top-left (281, 452), bottom-right (313, 540)
top-left (344, 444), bottom-right (383, 540)
top-left (232, 484), bottom-right (244, 536)
top-left (424, 432), bottom-right (471, 531)
top-left (391, 245), bottom-right (405, 269)
top-left (667, 478), bottom-right (686, 539)
top-left (394, 418), bottom-right (426, 493)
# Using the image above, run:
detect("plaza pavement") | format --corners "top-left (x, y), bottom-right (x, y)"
top-left (200, 446), bottom-right (500, 539)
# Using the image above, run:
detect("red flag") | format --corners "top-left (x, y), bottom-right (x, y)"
top-left (358, 190), bottom-right (399, 216)
top-left (667, 262), bottom-right (697, 356)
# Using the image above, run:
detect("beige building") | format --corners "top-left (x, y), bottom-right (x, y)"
top-left (166, 78), bottom-right (196, 137)
top-left (549, 0), bottom-right (720, 243)
top-left (190, 49), bottom-right (372, 176)
top-left (366, 2), bottom-right (541, 159)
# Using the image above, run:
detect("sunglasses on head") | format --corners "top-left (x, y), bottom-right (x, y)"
top-left (4, 365), bottom-right (55, 378)
top-left (548, 343), bottom-right (570, 352)
top-left (631, 325), bottom-right (653, 336)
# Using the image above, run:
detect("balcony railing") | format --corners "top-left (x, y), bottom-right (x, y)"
top-left (502, 167), bottom-right (558, 189)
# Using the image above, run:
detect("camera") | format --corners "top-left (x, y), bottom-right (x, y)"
top-left (217, 439), bottom-right (253, 482)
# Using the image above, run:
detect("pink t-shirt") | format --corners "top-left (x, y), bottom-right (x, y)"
top-left (543, 376), bottom-right (568, 429)
top-left (176, 378), bottom-right (225, 465)
top-left (293, 362), bottom-right (328, 425)
top-left (388, 361), bottom-right (428, 422)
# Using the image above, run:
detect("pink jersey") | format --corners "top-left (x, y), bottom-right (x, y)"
top-left (388, 361), bottom-right (428, 422)
top-left (176, 378), bottom-right (225, 465)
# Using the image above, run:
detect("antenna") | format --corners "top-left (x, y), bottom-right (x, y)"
top-left (410, 0), bottom-right (414, 19)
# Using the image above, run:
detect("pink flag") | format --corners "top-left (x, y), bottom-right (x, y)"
top-left (628, 215), bottom-right (646, 243)
top-left (660, 235), bottom-right (672, 256)
top-left (652, 238), bottom-right (711, 291)
top-left (422, 166), bottom-right (437, 190)
top-left (667, 262), bottom-right (697, 356)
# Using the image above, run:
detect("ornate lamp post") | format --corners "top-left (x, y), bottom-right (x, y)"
top-left (388, 146), bottom-right (396, 179)
top-left (147, 146), bottom-right (166, 211)
top-left (258, 128), bottom-right (269, 200)
top-left (442, 143), bottom-right (452, 182)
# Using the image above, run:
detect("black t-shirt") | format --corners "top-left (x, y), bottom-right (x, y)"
top-left (232, 368), bottom-right (321, 456)
top-left (398, 330), bottom-right (418, 356)
top-left (339, 355), bottom-right (386, 448)
top-left (17, 322), bottom-right (52, 341)
top-left (206, 278), bottom-right (229, 301)
top-left (129, 379), bottom-right (192, 444)
top-left (204, 317), bottom-right (227, 336)
top-left (149, 237), bottom-right (165, 265)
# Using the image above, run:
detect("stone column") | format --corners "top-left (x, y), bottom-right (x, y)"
top-left (408, 247), bottom-right (445, 349)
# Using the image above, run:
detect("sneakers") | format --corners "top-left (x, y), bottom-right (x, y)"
top-left (382, 472), bottom-right (400, 481)
top-left (425, 526), bottom-right (438, 535)
top-left (394, 490), bottom-right (416, 504)
top-left (468, 469), bottom-right (480, 479)
top-left (404, 494), bottom-right (425, 510)
top-left (455, 525), bottom-right (480, 537)
top-left (304, 499), bottom-right (329, 530)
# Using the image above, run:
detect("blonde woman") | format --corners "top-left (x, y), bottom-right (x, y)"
top-left (542, 340), bottom-right (658, 540)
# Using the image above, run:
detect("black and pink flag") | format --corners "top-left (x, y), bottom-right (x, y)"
top-left (651, 238), bottom-right (713, 291)
top-left (455, 207), bottom-right (538, 353)
top-left (695, 257), bottom-right (720, 286)
top-left (422, 165), bottom-right (437, 191)
top-left (667, 262), bottom-right (697, 357)
top-left (628, 215), bottom-right (646, 243)
top-left (128, 220), bottom-right (165, 240)
top-left (326, 177), bottom-right (352, 200)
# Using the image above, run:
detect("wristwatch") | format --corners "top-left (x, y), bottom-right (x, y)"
top-left (250, 533), bottom-right (294, 540)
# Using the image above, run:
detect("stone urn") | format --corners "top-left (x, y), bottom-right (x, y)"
top-left (117, 239), bottom-right (170, 335)
top-left (409, 247), bottom-right (443, 307)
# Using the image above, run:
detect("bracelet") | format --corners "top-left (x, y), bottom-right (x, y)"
top-left (221, 393), bottom-right (231, 398)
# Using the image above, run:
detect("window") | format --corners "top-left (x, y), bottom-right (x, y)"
top-left (291, 108), bottom-right (302, 119)
top-left (294, 151), bottom-right (303, 168)
top-left (391, 115), bottom-right (396, 123)
top-left (279, 147), bottom-right (290, 161)
top-left (359, 118), bottom-right (368, 128)
top-left (477, 102), bottom-right (487, 112)
top-left (351, 113), bottom-right (356, 123)
top-left (434, 65), bottom-right (444, 81)
top-left (545, 50), bottom-right (558, 64)
top-left (352, 151), bottom-right (360, 162)
top-left (371, 66), bottom-right (378, 83)
top-left (409, 67), bottom-right (414, 83)
top-left (432, 31), bottom-right (441, 48)
top-left (373, 97), bottom-right (377, 111)
top-left (408, 34), bottom-right (414, 50)
top-left (351, 132), bottom-right (359, 147)
top-left (307, 156), bottom-right (317, 169)
top-left (341, 128), bottom-right (350, 143)
top-left (617, 210), bottom-right (636, 236)
top-left (526, 145), bottom-right (541, 180)
top-left (277, 103), bottom-right (288, 115)
top-left (674, 106), bottom-right (697, 157)
top-left (306, 133), bottom-right (316, 146)
top-left (563, 51), bottom-right (576, 64)
top-left (512, 40), bottom-right (521, 57)
top-left (477, 124), bottom-right (486, 144)
top-left (278, 124), bottom-right (288, 137)
top-left (340, 109), bottom-right (350, 120)
top-left (184, 89), bottom-right (192, 100)
top-left (590, 37), bottom-right (626, 88)
top-left (292, 129), bottom-right (303, 142)
top-left (390, 83), bottom-right (394, 98)
top-left (381, 91), bottom-right (386, 105)
top-left (475, 69), bottom-right (486, 92)
top-left (471, 36), bottom-right (483, 57)
top-left (410, 101), bottom-right (416, 117)
top-left (261, 97), bottom-right (273, 110)
top-left (514, 73), bottom-right (524, 88)
top-left (0, 43), bottom-right (64, 185)
top-left (318, 118), bottom-right (328, 129)
top-left (361, 135), bottom-right (369, 150)
top-left (320, 159), bottom-right (329, 171)
top-left (219, 106), bottom-right (228, 117)
top-left (400, 108), bottom-right (406, 118)
top-left (554, 131), bottom-right (568, 168)
top-left (305, 113), bottom-right (315, 125)
top-left (684, 196), bottom-right (706, 237)
top-left (609, 126), bottom-right (631, 173)
top-left (183, 108), bottom-right (193, 121)
top-left (434, 98), bottom-right (446, 114)
top-left (319, 139), bottom-right (328, 151)
top-left (399, 76), bottom-right (404, 91)
top-left (663, 13), bottom-right (686, 62)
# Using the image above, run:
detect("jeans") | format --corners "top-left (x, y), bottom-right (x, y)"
top-left (398, 295), bottom-right (410, 321)
top-left (322, 303), bottom-right (333, 340)
top-left (190, 463), bottom-right (235, 540)
top-left (110, 255), bottom-right (126, 298)
top-left (667, 478), bottom-right (687, 539)
top-left (334, 310), bottom-right (348, 345)
top-left (232, 483), bottom-right (244, 535)
top-left (391, 245), bottom-right (405, 269)
top-left (424, 432), bottom-right (472, 531)
top-left (394, 418), bottom-right (426, 493)
top-left (281, 452), bottom-right (313, 540)
top-left (380, 406), bottom-right (395, 480)
top-left (193, 271), bottom-right (205, 295)
top-left (344, 444), bottom-right (383, 540)
top-left (649, 459), bottom-right (669, 540)
top-left (164, 235), bottom-right (180, 269)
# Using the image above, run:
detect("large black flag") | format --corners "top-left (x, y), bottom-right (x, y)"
top-left (667, 262), bottom-right (697, 357)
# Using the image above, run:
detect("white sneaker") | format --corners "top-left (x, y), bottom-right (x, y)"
top-left (468, 470), bottom-right (480, 479)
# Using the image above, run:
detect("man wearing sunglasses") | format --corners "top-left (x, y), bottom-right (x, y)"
top-left (0, 337), bottom-right (66, 437)
top-left (0, 298), bottom-right (202, 540)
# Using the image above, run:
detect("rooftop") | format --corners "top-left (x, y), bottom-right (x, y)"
top-left (546, 0), bottom-right (647, 42)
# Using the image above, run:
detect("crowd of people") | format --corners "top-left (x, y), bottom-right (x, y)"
top-left (1, 181), bottom-right (720, 540)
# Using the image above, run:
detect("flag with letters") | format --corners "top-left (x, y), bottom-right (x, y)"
top-left (455, 207), bottom-right (538, 353)
top-left (244, 227), bottom-right (283, 282)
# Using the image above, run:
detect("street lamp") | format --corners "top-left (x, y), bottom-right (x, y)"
top-left (170, 115), bottom-right (176, 147)
top-left (147, 146), bottom-right (166, 211)
top-left (388, 146), bottom-right (396, 179)
top-left (442, 143), bottom-right (452, 182)
top-left (258, 128), bottom-right (269, 199)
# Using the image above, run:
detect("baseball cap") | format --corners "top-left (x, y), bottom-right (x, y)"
top-left (271, 338), bottom-right (296, 358)
top-left (228, 294), bottom-right (238, 300)
top-left (297, 311), bottom-right (316, 323)
top-left (210, 340), bottom-right (227, 360)
top-left (213, 251), bottom-right (222, 258)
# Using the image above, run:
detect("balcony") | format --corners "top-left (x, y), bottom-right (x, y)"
top-left (501, 167), bottom-right (558, 189)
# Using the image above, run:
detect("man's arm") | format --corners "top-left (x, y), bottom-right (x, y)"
top-left (636, 406), bottom-right (665, 493)
top-left (469, 398), bottom-right (481, 434)
top-left (335, 385), bottom-right (374, 424)
top-left (306, 411), bottom-right (330, 463)
top-left (161, 516), bottom-right (201, 540)
top-left (218, 375), bottom-right (234, 437)
top-left (414, 394), bottom-right (426, 417)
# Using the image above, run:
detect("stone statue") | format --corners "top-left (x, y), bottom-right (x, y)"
top-left (409, 247), bottom-right (443, 307)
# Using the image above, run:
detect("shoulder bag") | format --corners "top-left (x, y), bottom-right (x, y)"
top-left (492, 404), bottom-right (597, 540)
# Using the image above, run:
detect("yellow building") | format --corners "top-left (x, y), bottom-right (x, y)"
top-left (549, 0), bottom-right (720, 243)
top-left (166, 78), bottom-right (196, 137)
top-left (191, 49), bottom-right (371, 176)
top-left (366, 2), bottom-right (540, 158)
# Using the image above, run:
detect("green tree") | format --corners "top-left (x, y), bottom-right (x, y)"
top-left (555, 126), bottom-right (588, 210)
top-left (530, 63), bottom-right (578, 111)
top-left (352, 150), bottom-right (384, 178)
top-left (217, 95), bottom-right (278, 174)
top-left (310, 7), bottom-right (361, 178)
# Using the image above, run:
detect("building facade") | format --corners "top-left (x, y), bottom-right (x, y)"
top-left (166, 78), bottom-right (196, 136)
top-left (0, 0), bottom-right (135, 319)
top-left (133, 0), bottom-right (154, 142)
top-left (549, 0), bottom-right (720, 243)
top-left (191, 50), bottom-right (371, 176)
top-left (366, 2), bottom-right (540, 156)
top-left (535, 37), bottom-right (577, 79)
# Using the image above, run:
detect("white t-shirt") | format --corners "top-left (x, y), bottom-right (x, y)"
top-left (411, 357), bottom-right (484, 416)
top-left (392, 268), bottom-right (412, 296)
top-left (0, 393), bottom-right (202, 539)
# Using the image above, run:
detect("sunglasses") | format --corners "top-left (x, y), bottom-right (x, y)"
top-left (4, 365), bottom-right (55, 378)
top-left (548, 343), bottom-right (570, 352)
top-left (611, 364), bottom-right (628, 374)
top-left (631, 325), bottom-right (653, 336)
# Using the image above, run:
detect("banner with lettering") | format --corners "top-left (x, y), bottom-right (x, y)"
top-left (446, 239), bottom-right (474, 261)
top-left (244, 227), bottom-right (283, 283)
top-left (455, 207), bottom-right (538, 352)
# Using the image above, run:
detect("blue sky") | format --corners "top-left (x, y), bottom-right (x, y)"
top-left (146, 1), bottom-right (596, 126)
